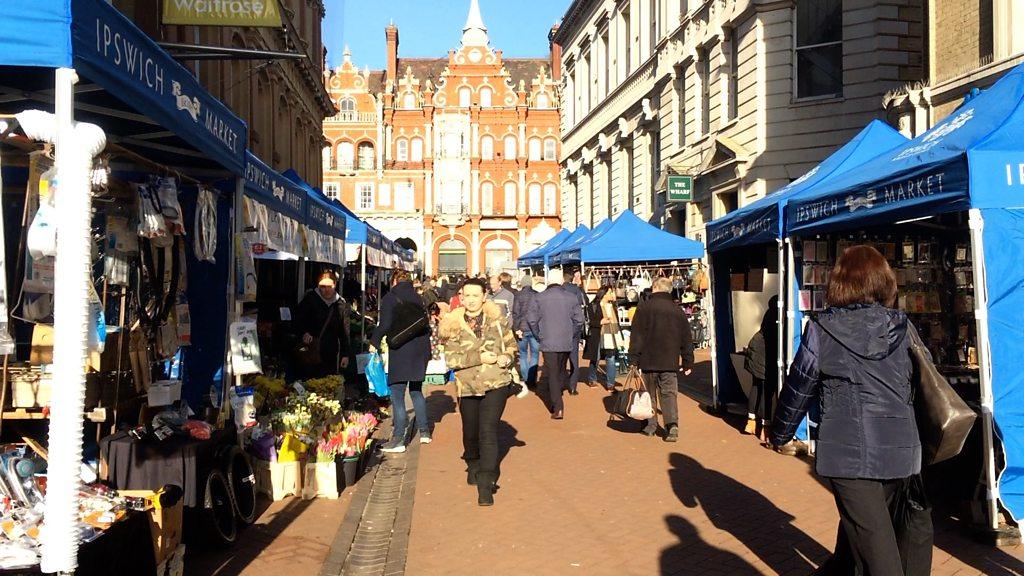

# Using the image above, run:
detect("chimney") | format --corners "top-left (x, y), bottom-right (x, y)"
top-left (386, 22), bottom-right (399, 83)
top-left (548, 24), bottom-right (562, 82)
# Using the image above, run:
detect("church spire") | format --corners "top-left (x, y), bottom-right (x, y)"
top-left (461, 0), bottom-right (489, 46)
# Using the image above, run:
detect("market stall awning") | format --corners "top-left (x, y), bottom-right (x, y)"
top-left (517, 228), bottom-right (570, 267)
top-left (571, 210), bottom-right (704, 263)
top-left (784, 64), bottom-right (1024, 234)
top-left (244, 152), bottom-right (306, 257)
top-left (706, 120), bottom-right (907, 252)
top-left (0, 0), bottom-right (247, 174)
top-left (280, 169), bottom-right (348, 264)
top-left (542, 225), bottom-right (588, 267)
top-left (551, 217), bottom-right (615, 265)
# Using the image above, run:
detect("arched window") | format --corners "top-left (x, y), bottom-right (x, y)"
top-left (484, 238), bottom-right (515, 274)
top-left (339, 97), bottom-right (356, 120)
top-left (480, 135), bottom-right (494, 160)
top-left (459, 86), bottom-right (472, 107)
top-left (543, 183), bottom-right (557, 215)
top-left (503, 135), bottom-right (517, 159)
top-left (479, 87), bottom-right (492, 107)
top-left (481, 182), bottom-right (494, 215)
top-left (536, 91), bottom-right (550, 108)
top-left (403, 92), bottom-right (416, 109)
top-left (396, 139), bottom-right (408, 161)
top-left (528, 138), bottom-right (542, 161)
top-left (503, 182), bottom-right (517, 215)
top-left (322, 146), bottom-right (334, 170)
top-left (543, 138), bottom-right (557, 162)
top-left (357, 142), bottom-right (374, 170)
top-left (528, 183), bottom-right (542, 213)
top-left (337, 141), bottom-right (354, 170)
top-left (410, 137), bottom-right (424, 161)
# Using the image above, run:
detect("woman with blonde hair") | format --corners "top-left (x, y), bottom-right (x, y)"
top-left (439, 278), bottom-right (518, 506)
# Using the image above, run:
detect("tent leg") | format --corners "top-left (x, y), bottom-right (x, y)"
top-left (776, 240), bottom-right (785, 409)
top-left (297, 258), bottom-right (306, 302)
top-left (706, 254), bottom-right (719, 411)
top-left (969, 208), bottom-right (1000, 532)
top-left (785, 238), bottom-right (797, 367)
top-left (360, 248), bottom-right (366, 348)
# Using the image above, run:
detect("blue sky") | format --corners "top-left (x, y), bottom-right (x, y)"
top-left (323, 0), bottom-right (571, 69)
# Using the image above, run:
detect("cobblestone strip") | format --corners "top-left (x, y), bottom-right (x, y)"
top-left (321, 421), bottom-right (420, 576)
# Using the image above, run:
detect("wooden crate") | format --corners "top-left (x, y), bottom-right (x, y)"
top-left (252, 458), bottom-right (303, 501)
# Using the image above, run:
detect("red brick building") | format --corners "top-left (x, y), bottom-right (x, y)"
top-left (322, 0), bottom-right (562, 276)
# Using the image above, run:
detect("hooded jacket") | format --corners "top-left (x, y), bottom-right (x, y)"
top-left (370, 281), bottom-right (431, 384)
top-left (440, 301), bottom-right (518, 397)
top-left (772, 304), bottom-right (921, 480)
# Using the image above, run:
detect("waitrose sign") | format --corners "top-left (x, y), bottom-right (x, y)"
top-left (163, 0), bottom-right (283, 27)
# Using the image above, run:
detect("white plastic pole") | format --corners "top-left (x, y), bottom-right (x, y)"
top-left (776, 239), bottom-right (785, 407)
top-left (360, 247), bottom-right (366, 346)
top-left (968, 208), bottom-right (1000, 531)
top-left (785, 238), bottom-right (797, 367)
top-left (36, 68), bottom-right (106, 575)
top-left (706, 255), bottom-right (719, 411)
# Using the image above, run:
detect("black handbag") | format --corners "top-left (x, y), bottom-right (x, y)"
top-left (908, 326), bottom-right (977, 465)
top-left (387, 297), bottom-right (430, 349)
top-left (890, 474), bottom-right (933, 576)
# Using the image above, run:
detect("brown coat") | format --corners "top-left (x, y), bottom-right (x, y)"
top-left (439, 302), bottom-right (518, 397)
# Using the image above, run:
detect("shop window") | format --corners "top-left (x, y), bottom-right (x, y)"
top-left (481, 182), bottom-right (494, 215)
top-left (357, 142), bottom-right (374, 170)
top-left (503, 182), bottom-right (517, 215)
top-left (438, 239), bottom-right (467, 275)
top-left (357, 183), bottom-right (374, 210)
top-left (480, 135), bottom-right (494, 160)
top-left (543, 183), bottom-right (557, 215)
top-left (528, 138), bottom-right (542, 161)
top-left (543, 138), bottom-right (557, 162)
top-left (396, 139), bottom-right (408, 162)
top-left (795, 0), bottom-right (843, 99)
top-left (410, 137), bottom-right (423, 161)
top-left (503, 135), bottom-right (517, 159)
top-left (479, 87), bottom-right (492, 107)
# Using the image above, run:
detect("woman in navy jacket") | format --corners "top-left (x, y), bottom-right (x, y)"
top-left (772, 245), bottom-right (927, 576)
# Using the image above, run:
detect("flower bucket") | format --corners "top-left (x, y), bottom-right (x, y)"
top-left (301, 461), bottom-right (339, 500)
top-left (337, 456), bottom-right (359, 489)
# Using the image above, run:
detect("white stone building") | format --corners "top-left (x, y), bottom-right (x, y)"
top-left (554, 0), bottom-right (923, 243)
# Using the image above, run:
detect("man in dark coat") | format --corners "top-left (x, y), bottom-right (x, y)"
top-left (371, 270), bottom-right (432, 452)
top-left (527, 269), bottom-right (584, 420)
top-left (628, 277), bottom-right (694, 441)
top-left (295, 273), bottom-right (350, 380)
top-left (512, 276), bottom-right (541, 387)
top-left (563, 272), bottom-right (588, 394)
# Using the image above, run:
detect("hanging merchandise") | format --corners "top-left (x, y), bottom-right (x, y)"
top-left (235, 233), bottom-right (257, 302)
top-left (103, 215), bottom-right (137, 286)
top-left (229, 321), bottom-right (262, 375)
top-left (137, 181), bottom-right (170, 245)
top-left (26, 165), bottom-right (57, 259)
top-left (17, 152), bottom-right (55, 323)
top-left (0, 149), bottom-right (15, 354)
top-left (155, 176), bottom-right (185, 234)
top-left (193, 187), bottom-right (217, 264)
top-left (87, 283), bottom-right (106, 355)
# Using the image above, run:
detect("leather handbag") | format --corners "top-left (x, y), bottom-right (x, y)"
top-left (908, 326), bottom-right (977, 465)
top-left (609, 366), bottom-right (653, 420)
top-left (293, 303), bottom-right (336, 366)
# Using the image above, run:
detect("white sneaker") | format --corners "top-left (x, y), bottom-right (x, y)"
top-left (420, 434), bottom-right (432, 445)
top-left (381, 440), bottom-right (406, 453)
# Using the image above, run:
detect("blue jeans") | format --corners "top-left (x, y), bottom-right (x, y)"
top-left (518, 332), bottom-right (540, 386)
top-left (587, 353), bottom-right (617, 389)
top-left (390, 381), bottom-right (428, 441)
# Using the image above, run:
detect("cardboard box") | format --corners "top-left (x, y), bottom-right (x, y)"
top-left (253, 458), bottom-right (303, 501)
top-left (119, 490), bottom-right (183, 565)
top-left (10, 370), bottom-right (52, 409)
top-left (156, 543), bottom-right (186, 576)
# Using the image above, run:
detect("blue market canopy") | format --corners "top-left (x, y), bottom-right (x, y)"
top-left (517, 228), bottom-right (571, 267)
top-left (244, 153), bottom-right (306, 257)
top-left (541, 225), bottom-right (588, 266)
top-left (280, 169), bottom-right (348, 264)
top-left (785, 63), bottom-right (1024, 234)
top-left (707, 121), bottom-right (907, 252)
top-left (570, 210), bottom-right (704, 263)
top-left (551, 217), bottom-right (615, 265)
top-left (0, 0), bottom-right (247, 174)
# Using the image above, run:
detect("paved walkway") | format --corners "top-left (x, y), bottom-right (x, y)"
top-left (405, 352), bottom-right (1024, 576)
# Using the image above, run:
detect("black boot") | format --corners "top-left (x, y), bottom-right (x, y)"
top-left (465, 460), bottom-right (479, 486)
top-left (477, 482), bottom-right (494, 506)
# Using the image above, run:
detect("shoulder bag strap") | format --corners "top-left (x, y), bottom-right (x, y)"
top-left (317, 301), bottom-right (337, 341)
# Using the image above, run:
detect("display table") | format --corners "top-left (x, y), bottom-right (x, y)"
top-left (99, 428), bottom-right (233, 508)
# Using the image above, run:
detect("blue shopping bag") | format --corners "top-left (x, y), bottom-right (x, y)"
top-left (365, 352), bottom-right (389, 397)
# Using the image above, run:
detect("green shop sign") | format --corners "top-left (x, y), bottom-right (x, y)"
top-left (666, 175), bottom-right (693, 203)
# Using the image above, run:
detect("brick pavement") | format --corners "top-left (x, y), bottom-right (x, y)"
top-left (406, 352), bottom-right (1024, 576)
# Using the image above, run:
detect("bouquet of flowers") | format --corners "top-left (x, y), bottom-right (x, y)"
top-left (249, 374), bottom-right (288, 411)
top-left (315, 433), bottom-right (345, 463)
top-left (307, 392), bottom-right (342, 428)
top-left (304, 375), bottom-right (344, 398)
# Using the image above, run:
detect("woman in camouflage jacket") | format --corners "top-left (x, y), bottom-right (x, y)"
top-left (439, 278), bottom-right (518, 506)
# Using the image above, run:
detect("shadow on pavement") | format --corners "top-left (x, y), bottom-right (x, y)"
top-left (668, 452), bottom-right (830, 574)
top-left (184, 496), bottom-right (315, 576)
top-left (660, 514), bottom-right (761, 575)
top-left (425, 389), bottom-right (457, 427)
top-left (497, 420), bottom-right (525, 471)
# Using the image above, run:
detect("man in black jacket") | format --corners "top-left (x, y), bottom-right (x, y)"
top-left (628, 277), bottom-right (694, 441)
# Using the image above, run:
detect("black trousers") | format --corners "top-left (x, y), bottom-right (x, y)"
top-left (821, 477), bottom-right (909, 576)
top-left (542, 351), bottom-right (570, 413)
top-left (460, 387), bottom-right (510, 487)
